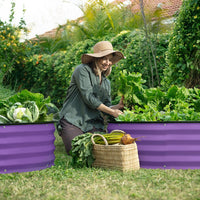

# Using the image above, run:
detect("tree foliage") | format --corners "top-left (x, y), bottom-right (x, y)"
top-left (110, 29), bottom-right (170, 94)
top-left (61, 0), bottom-right (144, 43)
top-left (0, 2), bottom-right (41, 86)
top-left (162, 0), bottom-right (200, 88)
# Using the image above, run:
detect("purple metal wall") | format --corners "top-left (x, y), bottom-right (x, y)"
top-left (108, 122), bottom-right (200, 169)
top-left (0, 123), bottom-right (55, 174)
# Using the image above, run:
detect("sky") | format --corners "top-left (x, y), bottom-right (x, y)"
top-left (0, 0), bottom-right (113, 39)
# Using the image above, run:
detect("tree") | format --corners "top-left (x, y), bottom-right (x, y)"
top-left (162, 0), bottom-right (200, 88)
top-left (0, 2), bottom-right (40, 88)
top-left (63, 0), bottom-right (144, 42)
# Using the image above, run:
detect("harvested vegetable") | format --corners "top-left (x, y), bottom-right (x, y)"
top-left (70, 133), bottom-right (94, 168)
top-left (121, 134), bottom-right (142, 145)
top-left (70, 129), bottom-right (139, 168)
top-left (94, 130), bottom-right (125, 145)
top-left (121, 134), bottom-right (135, 145)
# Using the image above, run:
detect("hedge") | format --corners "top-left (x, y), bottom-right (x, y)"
top-left (4, 31), bottom-right (170, 108)
top-left (162, 0), bottom-right (200, 88)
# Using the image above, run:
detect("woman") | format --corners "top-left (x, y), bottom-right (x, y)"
top-left (58, 41), bottom-right (125, 154)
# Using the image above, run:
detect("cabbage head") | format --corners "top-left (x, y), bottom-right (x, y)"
top-left (7, 101), bottom-right (39, 123)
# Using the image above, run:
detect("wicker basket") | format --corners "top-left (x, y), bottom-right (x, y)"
top-left (91, 133), bottom-right (140, 171)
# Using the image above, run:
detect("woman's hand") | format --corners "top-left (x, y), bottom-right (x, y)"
top-left (112, 109), bottom-right (123, 118)
top-left (110, 95), bottom-right (124, 110)
top-left (97, 104), bottom-right (123, 118)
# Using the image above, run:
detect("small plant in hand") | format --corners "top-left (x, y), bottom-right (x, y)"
top-left (70, 130), bottom-right (138, 168)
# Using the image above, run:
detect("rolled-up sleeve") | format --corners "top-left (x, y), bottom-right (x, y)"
top-left (73, 65), bottom-right (102, 109)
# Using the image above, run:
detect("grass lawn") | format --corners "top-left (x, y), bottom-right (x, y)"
top-left (1, 73), bottom-right (200, 200)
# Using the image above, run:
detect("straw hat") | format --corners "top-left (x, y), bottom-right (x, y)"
top-left (81, 41), bottom-right (124, 64)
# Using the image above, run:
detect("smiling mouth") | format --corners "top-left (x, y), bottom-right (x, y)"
top-left (102, 64), bottom-right (109, 68)
top-left (102, 66), bottom-right (108, 70)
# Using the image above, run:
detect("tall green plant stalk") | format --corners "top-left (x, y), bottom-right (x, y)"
top-left (139, 0), bottom-right (160, 87)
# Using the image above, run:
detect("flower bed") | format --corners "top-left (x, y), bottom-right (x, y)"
top-left (0, 123), bottom-right (55, 174)
top-left (107, 122), bottom-right (200, 169)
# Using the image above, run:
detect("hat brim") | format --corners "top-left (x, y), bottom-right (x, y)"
top-left (81, 50), bottom-right (124, 65)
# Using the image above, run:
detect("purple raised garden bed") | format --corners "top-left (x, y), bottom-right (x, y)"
top-left (107, 122), bottom-right (200, 169)
top-left (0, 123), bottom-right (55, 174)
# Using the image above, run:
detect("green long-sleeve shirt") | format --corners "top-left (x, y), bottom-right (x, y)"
top-left (59, 64), bottom-right (112, 132)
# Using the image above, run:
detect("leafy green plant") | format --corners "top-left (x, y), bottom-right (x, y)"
top-left (117, 106), bottom-right (200, 122)
top-left (0, 90), bottom-right (59, 124)
top-left (70, 133), bottom-right (94, 168)
top-left (115, 85), bottom-right (200, 122)
top-left (114, 70), bottom-right (146, 108)
top-left (6, 101), bottom-right (39, 123)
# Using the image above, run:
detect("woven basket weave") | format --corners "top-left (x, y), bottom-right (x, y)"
top-left (91, 133), bottom-right (140, 171)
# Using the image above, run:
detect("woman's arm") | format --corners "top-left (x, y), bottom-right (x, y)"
top-left (97, 103), bottom-right (123, 118)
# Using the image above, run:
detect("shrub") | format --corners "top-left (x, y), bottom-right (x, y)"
top-left (110, 29), bottom-right (170, 98)
top-left (0, 2), bottom-right (25, 79)
top-left (11, 39), bottom-right (98, 107)
top-left (162, 0), bottom-right (200, 88)
top-left (0, 2), bottom-right (42, 88)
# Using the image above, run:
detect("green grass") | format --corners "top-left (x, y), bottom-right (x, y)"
top-left (1, 73), bottom-right (200, 200)
top-left (0, 73), bottom-right (15, 99)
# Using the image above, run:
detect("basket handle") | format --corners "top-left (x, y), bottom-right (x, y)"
top-left (110, 129), bottom-right (126, 134)
top-left (91, 134), bottom-right (108, 146)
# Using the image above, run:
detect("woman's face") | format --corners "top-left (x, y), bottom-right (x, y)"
top-left (97, 54), bottom-right (113, 72)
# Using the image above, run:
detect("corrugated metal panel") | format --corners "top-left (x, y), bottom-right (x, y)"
top-left (107, 122), bottom-right (200, 169)
top-left (0, 123), bottom-right (55, 174)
